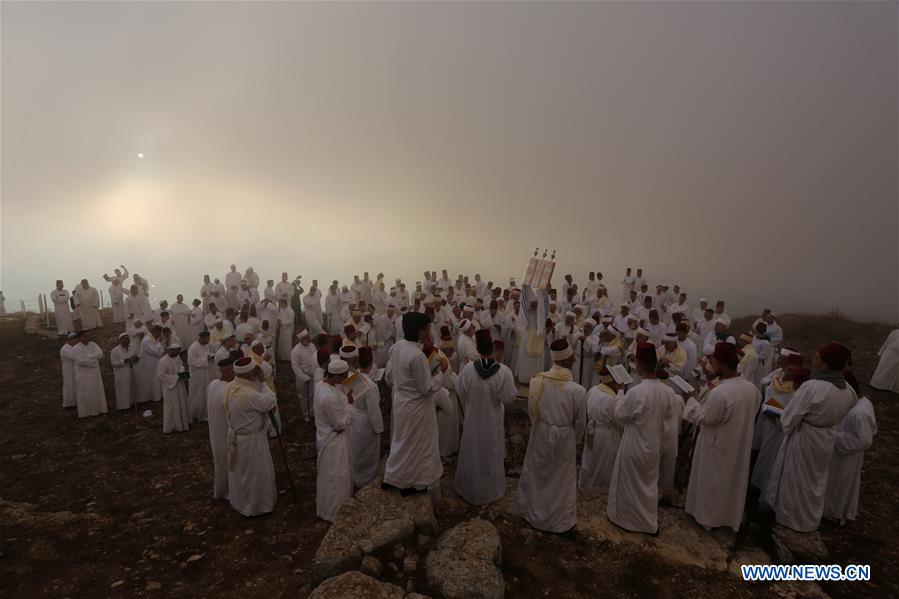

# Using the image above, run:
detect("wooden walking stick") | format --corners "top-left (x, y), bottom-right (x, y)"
top-left (269, 411), bottom-right (299, 501)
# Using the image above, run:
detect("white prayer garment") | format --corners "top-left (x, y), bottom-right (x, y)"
top-left (607, 379), bottom-right (675, 534)
top-left (374, 313), bottom-right (397, 367)
top-left (763, 379), bottom-right (857, 532)
top-left (138, 336), bottom-right (165, 403)
top-left (682, 376), bottom-right (760, 531)
top-left (517, 366), bottom-right (587, 533)
top-left (110, 343), bottom-right (136, 410)
top-left (226, 377), bottom-right (278, 516)
top-left (738, 344), bottom-right (763, 389)
top-left (60, 342), bottom-right (77, 408)
top-left (158, 353), bottom-right (190, 433)
top-left (51, 288), bottom-right (74, 335)
top-left (679, 337), bottom-right (698, 381)
top-left (171, 301), bottom-right (193, 347)
top-left (325, 291), bottom-right (343, 336)
top-left (275, 280), bottom-right (295, 302)
top-left (314, 380), bottom-right (354, 521)
top-left (73, 341), bottom-right (108, 418)
top-left (514, 297), bottom-right (546, 385)
top-left (187, 341), bottom-right (214, 422)
top-left (578, 384), bottom-right (622, 490)
top-left (347, 371), bottom-right (384, 489)
top-left (870, 329), bottom-right (899, 393)
top-left (206, 378), bottom-right (230, 500)
top-left (435, 360), bottom-right (460, 457)
top-left (277, 307), bottom-right (295, 361)
top-left (454, 358), bottom-right (517, 505)
top-left (109, 283), bottom-right (126, 323)
top-left (303, 289), bottom-right (325, 337)
top-left (383, 339), bottom-right (444, 490)
top-left (291, 341), bottom-right (317, 421)
top-left (74, 285), bottom-right (103, 330)
top-left (824, 397), bottom-right (877, 523)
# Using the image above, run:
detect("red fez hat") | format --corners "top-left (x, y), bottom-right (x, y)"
top-left (316, 348), bottom-right (331, 366)
top-left (489, 300), bottom-right (498, 309)
top-left (475, 329), bottom-right (494, 355)
top-left (545, 318), bottom-right (555, 330)
top-left (785, 354), bottom-right (804, 368)
top-left (344, 324), bottom-right (356, 333)
top-left (440, 325), bottom-right (452, 341)
top-left (358, 346), bottom-right (374, 368)
top-left (675, 322), bottom-right (690, 334)
top-left (817, 341), bottom-right (851, 370)
top-left (635, 342), bottom-right (657, 366)
top-left (649, 309), bottom-right (658, 317)
top-left (712, 342), bottom-right (740, 368)
top-left (550, 339), bottom-right (570, 352)
top-left (494, 340), bottom-right (505, 350)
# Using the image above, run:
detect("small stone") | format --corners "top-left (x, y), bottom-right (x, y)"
top-left (393, 545), bottom-right (406, 559)
top-left (360, 556), bottom-right (382, 578)
top-left (416, 534), bottom-right (431, 547)
top-left (145, 581), bottom-right (162, 591)
top-left (403, 555), bottom-right (417, 574)
top-left (245, 529), bottom-right (254, 535)
top-left (187, 554), bottom-right (204, 563)
top-left (110, 580), bottom-right (125, 588)
top-left (406, 580), bottom-right (414, 593)
top-left (11, 454), bottom-right (26, 460)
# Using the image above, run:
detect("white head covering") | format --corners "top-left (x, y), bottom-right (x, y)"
top-left (636, 328), bottom-right (651, 338)
top-left (233, 357), bottom-right (256, 374)
top-left (663, 332), bottom-right (678, 342)
top-left (327, 359), bottom-right (349, 375)
top-left (169, 342), bottom-right (182, 350)
top-left (550, 341), bottom-right (574, 361)
top-left (296, 329), bottom-right (309, 339)
top-left (584, 318), bottom-right (597, 327)
top-left (459, 318), bottom-right (473, 332)
top-left (339, 345), bottom-right (359, 359)
top-left (565, 311), bottom-right (576, 319)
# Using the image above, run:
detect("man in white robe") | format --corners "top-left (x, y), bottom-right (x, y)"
top-left (158, 344), bottom-right (190, 433)
top-left (514, 288), bottom-right (547, 385)
top-left (314, 359), bottom-right (354, 521)
top-left (455, 330), bottom-right (517, 505)
top-left (682, 342), bottom-right (761, 531)
top-left (374, 305), bottom-right (398, 367)
top-left (226, 357), bottom-right (279, 516)
top-left (383, 312), bottom-right (448, 498)
top-left (579, 371), bottom-right (623, 490)
top-left (276, 299), bottom-right (295, 361)
top-left (225, 265), bottom-right (241, 310)
top-left (348, 346), bottom-right (385, 490)
top-left (138, 326), bottom-right (165, 404)
top-left (870, 329), bottom-right (899, 393)
top-left (456, 319), bottom-right (479, 365)
top-left (207, 358), bottom-right (235, 501)
top-left (824, 372), bottom-right (876, 525)
top-left (517, 339), bottom-right (587, 533)
top-left (303, 282), bottom-right (324, 337)
top-left (60, 332), bottom-right (80, 409)
top-left (763, 342), bottom-right (858, 532)
top-left (607, 343), bottom-right (674, 534)
top-left (74, 279), bottom-right (103, 330)
top-left (187, 331), bottom-right (215, 422)
top-left (110, 332), bottom-right (138, 411)
top-left (170, 295), bottom-right (193, 347)
top-left (51, 281), bottom-right (75, 336)
top-left (73, 331), bottom-right (108, 418)
top-left (108, 279), bottom-right (126, 324)
top-left (290, 330), bottom-right (317, 421)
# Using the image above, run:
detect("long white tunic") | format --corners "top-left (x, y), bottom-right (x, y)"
top-left (347, 372), bottom-right (384, 490)
top-left (303, 290), bottom-right (324, 337)
top-left (138, 337), bottom-right (164, 403)
top-left (870, 329), bottom-right (899, 393)
top-left (291, 342), bottom-right (317, 420)
top-left (436, 365), bottom-right (461, 457)
top-left (763, 378), bottom-right (857, 532)
top-left (109, 284), bottom-right (126, 323)
top-left (110, 345), bottom-right (135, 410)
top-left (170, 302), bottom-right (193, 347)
top-left (383, 339), bottom-right (443, 488)
top-left (824, 397), bottom-right (876, 522)
top-left (51, 289), bottom-right (74, 335)
top-left (607, 379), bottom-right (674, 534)
top-left (73, 342), bottom-right (107, 418)
top-left (517, 370), bottom-right (587, 533)
top-left (659, 383), bottom-right (684, 496)
top-left (226, 378), bottom-right (278, 516)
top-left (514, 309), bottom-right (544, 385)
top-left (314, 381), bottom-right (354, 521)
top-left (277, 307), bottom-right (295, 361)
top-left (455, 360), bottom-right (517, 505)
top-left (60, 343), bottom-right (77, 408)
top-left (74, 286), bottom-right (102, 329)
top-left (187, 341), bottom-right (214, 422)
top-left (578, 385), bottom-right (622, 490)
top-left (682, 376), bottom-right (760, 531)
top-left (158, 354), bottom-right (190, 433)
top-left (206, 379), bottom-right (230, 500)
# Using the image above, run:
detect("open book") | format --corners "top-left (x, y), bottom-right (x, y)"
top-left (668, 375), bottom-right (695, 395)
top-left (607, 364), bottom-right (633, 386)
top-left (342, 372), bottom-right (370, 399)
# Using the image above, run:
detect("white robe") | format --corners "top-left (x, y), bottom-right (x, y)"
top-left (51, 289), bottom-right (74, 335)
top-left (187, 341), bottom-right (214, 422)
top-left (138, 337), bottom-right (165, 403)
top-left (291, 342), bottom-right (317, 421)
top-left (514, 309), bottom-right (544, 385)
top-left (73, 342), bottom-right (107, 418)
top-left (763, 378), bottom-right (857, 532)
top-left (824, 397), bottom-right (876, 523)
top-left (516, 370), bottom-right (587, 533)
top-left (454, 360), bottom-right (517, 505)
top-left (206, 379), bottom-right (230, 500)
top-left (60, 343), bottom-right (77, 408)
top-left (110, 344), bottom-right (135, 410)
top-left (303, 290), bottom-right (324, 337)
top-left (158, 354), bottom-right (190, 433)
top-left (277, 307), bottom-right (295, 361)
top-left (226, 377), bottom-right (278, 516)
top-left (870, 329), bottom-right (899, 393)
top-left (578, 385), bottom-right (622, 490)
top-left (383, 340), bottom-right (443, 489)
top-left (109, 284), bottom-right (126, 323)
top-left (682, 376), bottom-right (760, 531)
top-left (348, 372), bottom-right (384, 489)
top-left (170, 302), bottom-right (193, 348)
top-left (325, 293), bottom-right (343, 336)
top-left (314, 381), bottom-right (354, 521)
top-left (74, 286), bottom-right (103, 329)
top-left (435, 364), bottom-right (461, 457)
top-left (607, 379), bottom-right (675, 534)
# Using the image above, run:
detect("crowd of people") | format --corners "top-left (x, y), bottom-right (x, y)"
top-left (50, 264), bottom-right (894, 533)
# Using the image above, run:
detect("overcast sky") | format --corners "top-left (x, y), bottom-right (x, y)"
top-left (2, 1), bottom-right (896, 321)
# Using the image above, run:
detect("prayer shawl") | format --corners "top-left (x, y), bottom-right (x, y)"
top-left (528, 365), bottom-right (573, 426)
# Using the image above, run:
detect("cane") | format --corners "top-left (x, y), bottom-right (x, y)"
top-left (579, 338), bottom-right (585, 385)
top-left (269, 411), bottom-right (299, 501)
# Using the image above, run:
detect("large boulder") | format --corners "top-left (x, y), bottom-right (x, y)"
top-left (314, 480), bottom-right (437, 579)
top-left (426, 518), bottom-right (504, 599)
top-left (308, 571), bottom-right (406, 599)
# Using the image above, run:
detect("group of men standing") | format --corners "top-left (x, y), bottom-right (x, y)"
top-left (53, 265), bottom-right (880, 533)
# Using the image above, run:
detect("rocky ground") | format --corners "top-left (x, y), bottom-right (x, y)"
top-left (0, 311), bottom-right (896, 597)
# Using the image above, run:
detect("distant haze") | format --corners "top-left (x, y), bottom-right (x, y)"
top-left (2, 2), bottom-right (897, 321)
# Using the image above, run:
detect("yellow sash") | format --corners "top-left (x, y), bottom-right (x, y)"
top-left (528, 365), bottom-right (573, 425)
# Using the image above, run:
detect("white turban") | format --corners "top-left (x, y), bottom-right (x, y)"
top-left (550, 342), bottom-right (574, 362)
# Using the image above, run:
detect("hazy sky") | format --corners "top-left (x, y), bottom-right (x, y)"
top-left (2, 1), bottom-right (897, 321)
